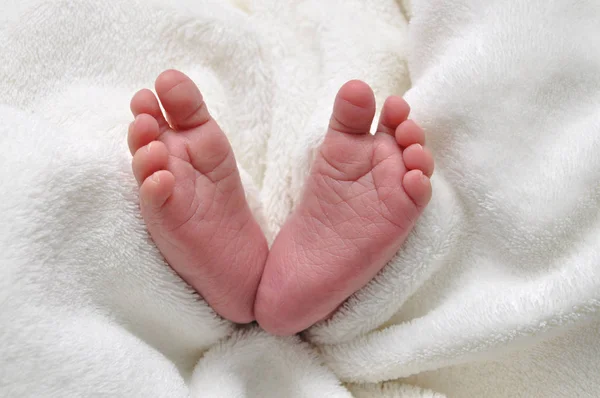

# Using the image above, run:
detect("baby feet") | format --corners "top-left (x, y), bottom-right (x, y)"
top-left (129, 71), bottom-right (433, 333)
top-left (254, 80), bottom-right (434, 335)
top-left (128, 70), bottom-right (268, 323)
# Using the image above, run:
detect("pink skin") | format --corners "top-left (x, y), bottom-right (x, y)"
top-left (254, 80), bottom-right (434, 336)
top-left (128, 71), bottom-right (434, 333)
top-left (128, 70), bottom-right (268, 324)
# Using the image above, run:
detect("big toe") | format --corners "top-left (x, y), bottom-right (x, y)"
top-left (155, 69), bottom-right (212, 131)
top-left (328, 80), bottom-right (376, 134)
top-left (317, 81), bottom-right (377, 179)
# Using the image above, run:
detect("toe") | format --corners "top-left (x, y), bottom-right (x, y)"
top-left (155, 69), bottom-right (212, 131)
top-left (396, 120), bottom-right (425, 147)
top-left (376, 96), bottom-right (410, 136)
top-left (128, 114), bottom-right (161, 155)
top-left (403, 143), bottom-right (434, 177)
top-left (403, 169), bottom-right (432, 208)
top-left (132, 141), bottom-right (170, 185)
top-left (328, 80), bottom-right (376, 134)
top-left (139, 170), bottom-right (175, 210)
top-left (130, 88), bottom-right (169, 131)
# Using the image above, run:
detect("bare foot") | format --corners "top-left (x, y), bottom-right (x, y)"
top-left (255, 81), bottom-right (434, 335)
top-left (128, 70), bottom-right (268, 323)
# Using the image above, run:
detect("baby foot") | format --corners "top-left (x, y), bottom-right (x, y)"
top-left (255, 81), bottom-right (434, 335)
top-left (128, 70), bottom-right (268, 323)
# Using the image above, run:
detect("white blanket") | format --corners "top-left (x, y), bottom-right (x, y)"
top-left (1, 0), bottom-right (599, 397)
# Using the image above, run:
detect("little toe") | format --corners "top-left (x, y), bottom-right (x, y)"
top-left (403, 143), bottom-right (434, 177)
top-left (376, 96), bottom-right (410, 136)
top-left (155, 69), bottom-right (212, 131)
top-left (328, 80), bottom-right (376, 134)
top-left (132, 141), bottom-right (170, 185)
top-left (128, 114), bottom-right (161, 155)
top-left (403, 169), bottom-right (432, 208)
top-left (130, 88), bottom-right (169, 131)
top-left (396, 119), bottom-right (426, 148)
top-left (139, 170), bottom-right (175, 210)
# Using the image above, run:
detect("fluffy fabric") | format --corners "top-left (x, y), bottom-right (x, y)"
top-left (1, 0), bottom-right (599, 397)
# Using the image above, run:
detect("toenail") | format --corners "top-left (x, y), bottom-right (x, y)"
top-left (147, 142), bottom-right (153, 152)
top-left (420, 172), bottom-right (428, 183)
top-left (415, 143), bottom-right (423, 150)
top-left (151, 172), bottom-right (160, 184)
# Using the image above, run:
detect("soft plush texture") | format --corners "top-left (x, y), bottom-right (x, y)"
top-left (1, 0), bottom-right (599, 397)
